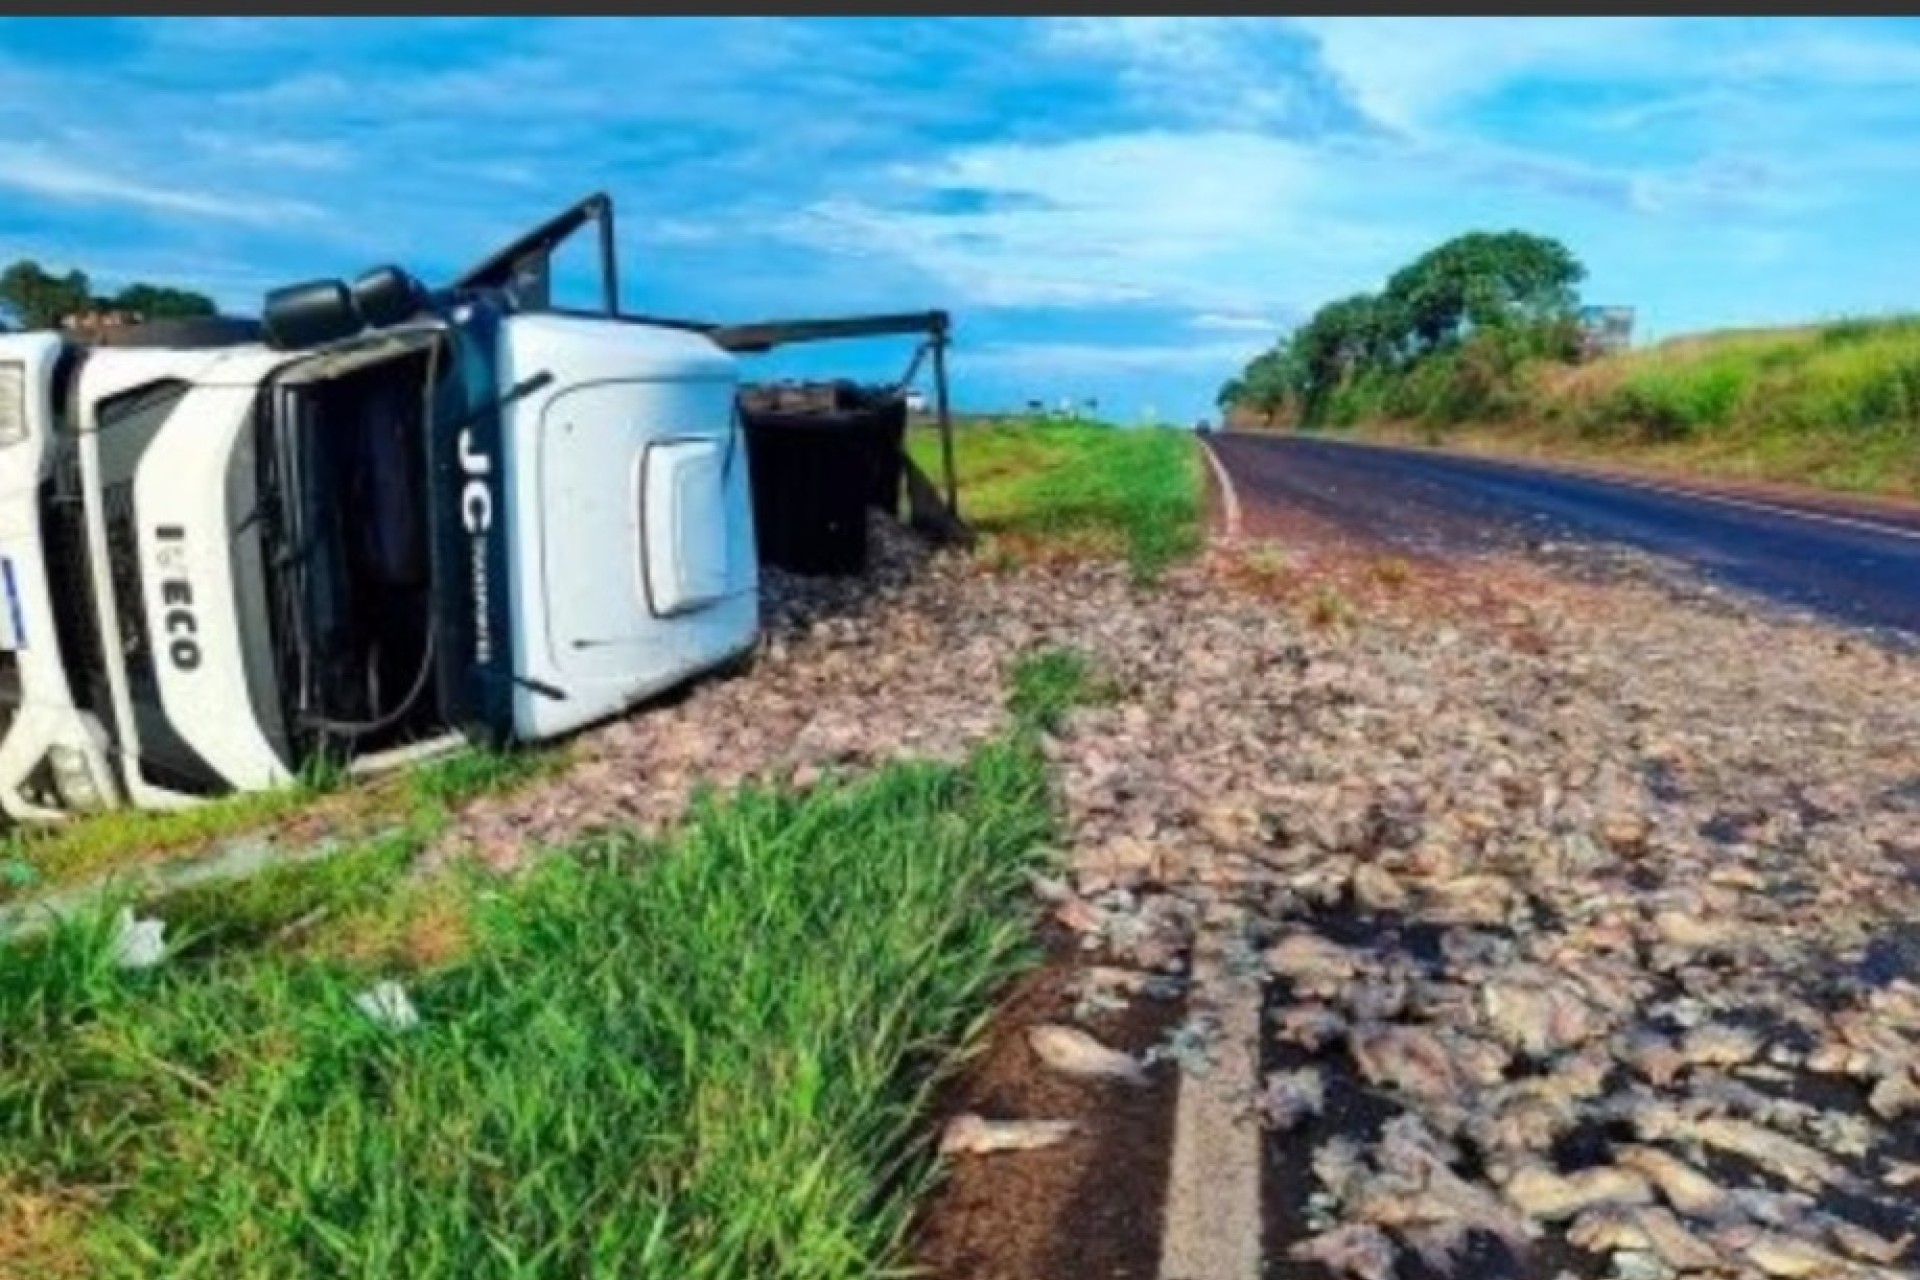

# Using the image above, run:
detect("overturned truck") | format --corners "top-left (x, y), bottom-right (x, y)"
top-left (0, 193), bottom-right (962, 820)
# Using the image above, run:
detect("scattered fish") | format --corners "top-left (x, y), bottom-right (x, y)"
top-left (353, 980), bottom-right (420, 1032)
top-left (1819, 1214), bottom-right (1914, 1267)
top-left (109, 907), bottom-right (167, 970)
top-left (1348, 1022), bottom-right (1459, 1102)
top-left (1258, 1067), bottom-right (1325, 1131)
top-left (1274, 1002), bottom-right (1348, 1052)
top-left (1613, 1144), bottom-right (1736, 1221)
top-left (1498, 1162), bottom-right (1654, 1223)
top-left (1287, 1222), bottom-right (1397, 1280)
top-left (938, 1113), bottom-right (1077, 1156)
top-left (1681, 1021), bottom-right (1763, 1067)
top-left (1026, 1023), bottom-right (1149, 1085)
top-left (1567, 1205), bottom-right (1726, 1272)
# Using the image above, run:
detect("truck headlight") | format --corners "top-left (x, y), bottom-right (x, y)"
top-left (47, 744), bottom-right (104, 811)
top-left (0, 363), bottom-right (25, 447)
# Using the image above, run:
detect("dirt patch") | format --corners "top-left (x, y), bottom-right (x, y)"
top-left (0, 1178), bottom-right (96, 1280)
top-left (910, 927), bottom-right (1185, 1280)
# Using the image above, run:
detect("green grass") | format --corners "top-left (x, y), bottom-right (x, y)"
top-left (1330, 314), bottom-right (1920, 498)
top-left (0, 745), bottom-right (561, 908)
top-left (405, 745), bottom-right (562, 814)
top-left (1007, 646), bottom-right (1118, 734)
top-left (909, 418), bottom-right (1204, 578)
top-left (0, 737), bottom-right (1057, 1279)
top-left (0, 776), bottom-right (341, 906)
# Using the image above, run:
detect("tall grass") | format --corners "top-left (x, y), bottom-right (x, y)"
top-left (1336, 314), bottom-right (1920, 497)
top-left (907, 419), bottom-right (1203, 578)
top-left (0, 740), bottom-right (1056, 1279)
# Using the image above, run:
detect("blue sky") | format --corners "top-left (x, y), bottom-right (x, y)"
top-left (6, 17), bottom-right (1920, 424)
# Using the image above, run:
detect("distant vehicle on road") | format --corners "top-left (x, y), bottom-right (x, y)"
top-left (1194, 419), bottom-right (1214, 435)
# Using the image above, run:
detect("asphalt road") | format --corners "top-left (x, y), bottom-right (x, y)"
top-left (1209, 432), bottom-right (1920, 639)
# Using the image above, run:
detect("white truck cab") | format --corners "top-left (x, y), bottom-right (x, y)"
top-left (0, 199), bottom-right (761, 820)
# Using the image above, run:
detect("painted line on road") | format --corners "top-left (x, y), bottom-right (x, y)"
top-left (1157, 930), bottom-right (1263, 1280)
top-left (1273, 433), bottom-right (1920, 545)
top-left (1198, 437), bottom-right (1243, 541)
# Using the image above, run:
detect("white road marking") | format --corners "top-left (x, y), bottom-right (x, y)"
top-left (1157, 933), bottom-right (1263, 1280)
top-left (1198, 437), bottom-right (1243, 541)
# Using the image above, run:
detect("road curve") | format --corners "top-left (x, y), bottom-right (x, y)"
top-left (1209, 432), bottom-right (1920, 639)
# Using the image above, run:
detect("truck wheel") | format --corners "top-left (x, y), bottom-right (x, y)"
top-left (82, 316), bottom-right (265, 349)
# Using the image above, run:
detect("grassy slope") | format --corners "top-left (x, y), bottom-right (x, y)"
top-left (1340, 315), bottom-right (1920, 499)
top-left (908, 418), bottom-right (1204, 577)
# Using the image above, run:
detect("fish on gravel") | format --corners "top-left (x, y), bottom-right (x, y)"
top-left (1567, 1205), bottom-right (1727, 1273)
top-left (1287, 1222), bottom-right (1398, 1280)
top-left (1348, 1022), bottom-right (1460, 1103)
top-left (1867, 1066), bottom-right (1920, 1119)
top-left (1417, 873), bottom-right (1515, 926)
top-left (1347, 1114), bottom-right (1539, 1257)
top-left (1498, 1162), bottom-right (1654, 1223)
top-left (1479, 966), bottom-right (1601, 1057)
top-left (1615, 1027), bottom-right (1688, 1087)
top-left (938, 1113), bottom-right (1078, 1156)
top-left (1817, 1215), bottom-right (1915, 1267)
top-left (1312, 1135), bottom-right (1368, 1204)
top-left (1266, 931), bottom-right (1367, 993)
top-left (1650, 908), bottom-right (1739, 953)
top-left (1681, 1021), bottom-right (1764, 1067)
top-left (1258, 1066), bottom-right (1326, 1131)
top-left (1710, 1224), bottom-right (1881, 1279)
top-left (1026, 1023), bottom-right (1150, 1085)
top-left (1885, 1160), bottom-right (1920, 1188)
top-left (1274, 1002), bottom-right (1349, 1052)
top-left (1628, 1101), bottom-right (1852, 1192)
top-left (1465, 1088), bottom-right (1579, 1167)
top-left (1613, 1143), bottom-right (1737, 1220)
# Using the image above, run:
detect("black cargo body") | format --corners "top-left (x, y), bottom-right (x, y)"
top-left (737, 382), bottom-right (909, 576)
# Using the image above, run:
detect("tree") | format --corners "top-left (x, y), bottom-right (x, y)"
top-left (1217, 227), bottom-right (1586, 431)
top-left (1289, 292), bottom-right (1406, 420)
top-left (1235, 344), bottom-right (1300, 426)
top-left (107, 282), bottom-right (215, 320)
top-left (0, 259), bottom-right (218, 331)
top-left (0, 260), bottom-right (93, 330)
top-left (1382, 230), bottom-right (1584, 356)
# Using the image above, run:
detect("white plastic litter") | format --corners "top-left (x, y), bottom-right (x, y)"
top-left (109, 907), bottom-right (167, 970)
top-left (354, 980), bottom-right (421, 1031)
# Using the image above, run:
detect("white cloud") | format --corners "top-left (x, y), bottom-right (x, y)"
top-left (1291, 17), bottom-right (1673, 133)
top-left (1190, 312), bottom-right (1281, 334)
top-left (184, 130), bottom-right (352, 172)
top-left (784, 130), bottom-right (1400, 312)
top-left (968, 337), bottom-right (1270, 377)
top-left (223, 72), bottom-right (353, 110)
top-left (0, 145), bottom-right (322, 226)
top-left (1039, 18), bottom-right (1319, 128)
